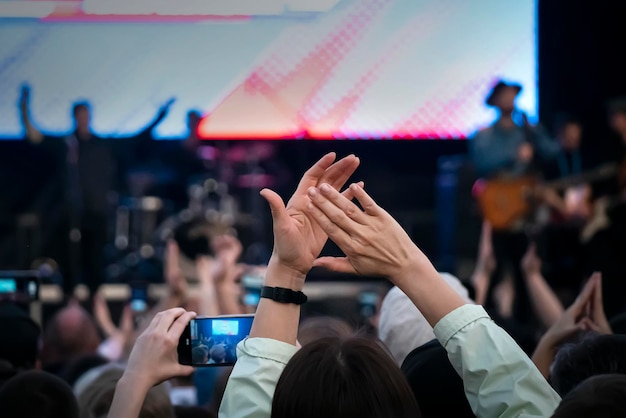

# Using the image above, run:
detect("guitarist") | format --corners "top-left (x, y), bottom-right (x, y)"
top-left (470, 80), bottom-right (559, 323)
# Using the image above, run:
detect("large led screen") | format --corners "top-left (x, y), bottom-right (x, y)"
top-left (0, 0), bottom-right (537, 139)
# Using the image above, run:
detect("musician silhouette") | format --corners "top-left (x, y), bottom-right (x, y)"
top-left (470, 80), bottom-right (559, 323)
top-left (19, 85), bottom-right (174, 296)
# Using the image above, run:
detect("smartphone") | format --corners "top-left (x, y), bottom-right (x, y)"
top-left (358, 290), bottom-right (380, 319)
top-left (0, 272), bottom-right (40, 302)
top-left (129, 282), bottom-right (149, 313)
top-left (241, 267), bottom-right (265, 308)
top-left (178, 314), bottom-right (254, 367)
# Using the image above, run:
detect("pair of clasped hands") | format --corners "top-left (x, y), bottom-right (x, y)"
top-left (115, 153), bottom-right (456, 397)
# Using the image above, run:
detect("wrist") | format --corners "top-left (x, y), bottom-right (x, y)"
top-left (264, 257), bottom-right (307, 291)
top-left (118, 373), bottom-right (152, 394)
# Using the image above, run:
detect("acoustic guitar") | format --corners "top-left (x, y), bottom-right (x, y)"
top-left (476, 163), bottom-right (619, 230)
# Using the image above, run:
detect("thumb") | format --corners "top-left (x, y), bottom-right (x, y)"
top-left (313, 257), bottom-right (356, 274)
top-left (178, 365), bottom-right (195, 376)
top-left (260, 188), bottom-right (288, 225)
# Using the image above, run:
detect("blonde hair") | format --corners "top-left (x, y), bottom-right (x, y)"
top-left (77, 366), bottom-right (174, 418)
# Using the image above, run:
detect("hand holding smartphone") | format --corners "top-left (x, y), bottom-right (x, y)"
top-left (178, 314), bottom-right (254, 367)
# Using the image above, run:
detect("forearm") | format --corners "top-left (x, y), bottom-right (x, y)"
top-left (531, 335), bottom-right (557, 379)
top-left (249, 258), bottom-right (303, 345)
top-left (393, 250), bottom-right (467, 327)
top-left (526, 272), bottom-right (564, 328)
top-left (217, 281), bottom-right (245, 315)
top-left (198, 282), bottom-right (220, 317)
top-left (108, 376), bottom-right (150, 418)
top-left (20, 105), bottom-right (43, 143)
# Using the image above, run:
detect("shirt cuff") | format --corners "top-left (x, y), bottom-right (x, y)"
top-left (433, 304), bottom-right (491, 348)
top-left (237, 337), bottom-right (299, 365)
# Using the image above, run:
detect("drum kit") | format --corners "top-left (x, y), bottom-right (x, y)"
top-left (105, 142), bottom-right (278, 283)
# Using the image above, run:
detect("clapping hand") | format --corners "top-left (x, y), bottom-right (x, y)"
top-left (260, 152), bottom-right (361, 284)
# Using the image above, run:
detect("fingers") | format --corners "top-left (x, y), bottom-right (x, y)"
top-left (312, 257), bottom-right (356, 274)
top-left (571, 273), bottom-right (599, 312)
top-left (317, 154), bottom-right (360, 192)
top-left (309, 183), bottom-right (367, 226)
top-left (150, 307), bottom-right (187, 333)
top-left (341, 181), bottom-right (364, 201)
top-left (305, 199), bottom-right (352, 245)
top-left (591, 272), bottom-right (604, 314)
top-left (349, 183), bottom-right (380, 216)
top-left (177, 365), bottom-right (195, 376)
top-left (167, 311), bottom-right (196, 340)
top-left (293, 152), bottom-right (337, 196)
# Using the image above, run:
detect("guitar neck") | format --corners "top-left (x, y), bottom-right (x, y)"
top-left (544, 164), bottom-right (618, 190)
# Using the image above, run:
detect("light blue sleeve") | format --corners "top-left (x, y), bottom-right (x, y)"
top-left (218, 338), bottom-right (298, 418)
top-left (434, 305), bottom-right (562, 418)
top-left (470, 129), bottom-right (517, 177)
top-left (531, 124), bottom-right (560, 160)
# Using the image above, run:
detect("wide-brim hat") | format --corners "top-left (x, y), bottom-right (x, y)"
top-left (485, 80), bottom-right (522, 106)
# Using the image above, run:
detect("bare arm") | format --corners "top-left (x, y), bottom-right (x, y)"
top-left (108, 308), bottom-right (195, 418)
top-left (521, 245), bottom-right (564, 328)
top-left (19, 86), bottom-right (43, 143)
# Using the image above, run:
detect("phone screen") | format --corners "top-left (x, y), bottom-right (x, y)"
top-left (0, 278), bottom-right (17, 294)
top-left (129, 284), bottom-right (148, 313)
top-left (359, 291), bottom-right (380, 319)
top-left (0, 275), bottom-right (39, 301)
top-left (178, 315), bottom-right (254, 366)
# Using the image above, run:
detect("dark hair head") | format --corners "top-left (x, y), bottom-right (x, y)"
top-left (551, 334), bottom-right (626, 396)
top-left (60, 354), bottom-right (109, 387)
top-left (401, 339), bottom-right (474, 418)
top-left (272, 336), bottom-right (421, 418)
top-left (0, 302), bottom-right (41, 370)
top-left (172, 219), bottom-right (214, 260)
top-left (553, 112), bottom-right (581, 134)
top-left (174, 405), bottom-right (216, 418)
top-left (0, 370), bottom-right (79, 418)
top-left (552, 374), bottom-right (626, 418)
top-left (297, 316), bottom-right (354, 347)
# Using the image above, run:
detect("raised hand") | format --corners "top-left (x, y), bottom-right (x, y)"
top-left (108, 308), bottom-right (196, 418)
top-left (307, 182), bottom-right (426, 285)
top-left (164, 239), bottom-right (187, 299)
top-left (260, 152), bottom-right (360, 282)
top-left (211, 234), bottom-right (243, 281)
top-left (586, 272), bottom-right (612, 335)
top-left (122, 308), bottom-right (196, 387)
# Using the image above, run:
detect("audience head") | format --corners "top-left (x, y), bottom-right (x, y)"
top-left (378, 273), bottom-right (473, 365)
top-left (0, 302), bottom-right (41, 373)
top-left (192, 346), bottom-right (209, 364)
top-left (607, 97), bottom-right (626, 138)
top-left (174, 405), bottom-right (216, 418)
top-left (77, 366), bottom-right (174, 418)
top-left (41, 302), bottom-right (101, 371)
top-left (401, 339), bottom-right (474, 418)
top-left (60, 354), bottom-right (109, 388)
top-left (272, 336), bottom-right (421, 418)
top-left (0, 370), bottom-right (79, 418)
top-left (209, 344), bottom-right (226, 364)
top-left (552, 374), bottom-right (626, 418)
top-left (297, 316), bottom-right (354, 347)
top-left (551, 334), bottom-right (626, 396)
top-left (553, 112), bottom-right (582, 151)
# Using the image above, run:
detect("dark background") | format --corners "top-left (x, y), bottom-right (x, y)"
top-left (1, 0), bottom-right (625, 280)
